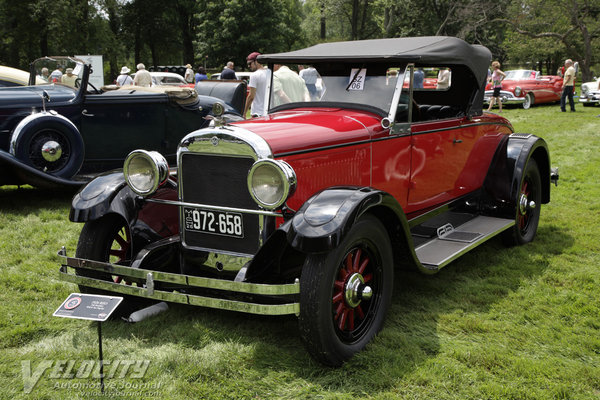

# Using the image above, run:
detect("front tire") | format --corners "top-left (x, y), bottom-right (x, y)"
top-left (75, 214), bottom-right (135, 291)
top-left (523, 93), bottom-right (534, 109)
top-left (503, 158), bottom-right (542, 245)
top-left (299, 214), bottom-right (393, 366)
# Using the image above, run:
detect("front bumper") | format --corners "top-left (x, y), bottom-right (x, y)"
top-left (57, 248), bottom-right (300, 316)
top-left (484, 90), bottom-right (525, 104)
top-left (579, 92), bottom-right (600, 104)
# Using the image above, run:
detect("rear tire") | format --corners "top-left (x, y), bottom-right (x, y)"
top-left (503, 158), bottom-right (542, 245)
top-left (299, 214), bottom-right (394, 366)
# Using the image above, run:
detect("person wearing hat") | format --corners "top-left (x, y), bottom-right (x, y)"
top-left (133, 63), bottom-right (152, 87)
top-left (184, 63), bottom-right (194, 84)
top-left (243, 52), bottom-right (271, 118)
top-left (116, 66), bottom-right (133, 86)
top-left (61, 67), bottom-right (78, 87)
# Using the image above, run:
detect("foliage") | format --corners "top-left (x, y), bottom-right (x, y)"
top-left (1, 102), bottom-right (600, 399)
top-left (194, 0), bottom-right (304, 71)
top-left (0, 0), bottom-right (598, 84)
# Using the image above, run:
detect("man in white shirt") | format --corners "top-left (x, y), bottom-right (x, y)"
top-left (560, 59), bottom-right (576, 112)
top-left (244, 52), bottom-right (271, 118)
top-left (133, 63), bottom-right (152, 87)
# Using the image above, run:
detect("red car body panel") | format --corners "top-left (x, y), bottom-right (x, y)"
top-left (236, 108), bottom-right (513, 217)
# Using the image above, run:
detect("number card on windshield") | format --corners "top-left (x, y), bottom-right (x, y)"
top-left (348, 68), bottom-right (366, 91)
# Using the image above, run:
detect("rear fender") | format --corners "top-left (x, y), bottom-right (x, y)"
top-left (483, 134), bottom-right (551, 216)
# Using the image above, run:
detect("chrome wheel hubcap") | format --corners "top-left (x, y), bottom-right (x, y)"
top-left (41, 140), bottom-right (62, 162)
top-left (344, 273), bottom-right (372, 308)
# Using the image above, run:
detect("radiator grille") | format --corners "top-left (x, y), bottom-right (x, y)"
top-left (180, 153), bottom-right (260, 255)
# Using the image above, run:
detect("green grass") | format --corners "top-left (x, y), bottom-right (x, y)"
top-left (1, 102), bottom-right (599, 399)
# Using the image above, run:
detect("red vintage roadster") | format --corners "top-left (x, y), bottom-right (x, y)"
top-left (59, 37), bottom-right (557, 366)
top-left (484, 69), bottom-right (563, 109)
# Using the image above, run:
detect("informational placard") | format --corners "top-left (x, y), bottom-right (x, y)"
top-left (53, 293), bottom-right (123, 322)
top-left (75, 54), bottom-right (104, 88)
top-left (348, 68), bottom-right (366, 91)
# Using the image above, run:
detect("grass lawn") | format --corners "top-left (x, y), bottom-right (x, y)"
top-left (0, 102), bottom-right (599, 399)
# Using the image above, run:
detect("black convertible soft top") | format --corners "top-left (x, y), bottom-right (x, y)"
top-left (259, 36), bottom-right (491, 90)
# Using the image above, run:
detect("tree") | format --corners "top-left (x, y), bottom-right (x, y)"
top-left (196, 0), bottom-right (304, 71)
top-left (500, 0), bottom-right (600, 81)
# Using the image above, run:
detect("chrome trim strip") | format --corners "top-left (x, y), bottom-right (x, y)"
top-left (177, 125), bottom-right (273, 161)
top-left (62, 256), bottom-right (299, 295)
top-left (146, 198), bottom-right (281, 217)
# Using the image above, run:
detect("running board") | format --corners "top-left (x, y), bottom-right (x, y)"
top-left (415, 216), bottom-right (514, 269)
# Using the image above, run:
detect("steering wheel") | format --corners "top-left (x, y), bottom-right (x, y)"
top-left (74, 78), bottom-right (81, 88)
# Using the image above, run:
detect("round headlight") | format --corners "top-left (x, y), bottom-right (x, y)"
top-left (514, 86), bottom-right (522, 97)
top-left (581, 86), bottom-right (589, 96)
top-left (123, 150), bottom-right (169, 196)
top-left (247, 159), bottom-right (296, 209)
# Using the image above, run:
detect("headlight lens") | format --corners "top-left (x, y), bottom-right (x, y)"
top-left (581, 86), bottom-right (589, 96)
top-left (247, 159), bottom-right (296, 209)
top-left (514, 86), bottom-right (522, 97)
top-left (123, 150), bottom-right (169, 196)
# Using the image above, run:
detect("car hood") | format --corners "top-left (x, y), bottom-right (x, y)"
top-left (0, 85), bottom-right (77, 108)
top-left (232, 108), bottom-right (382, 156)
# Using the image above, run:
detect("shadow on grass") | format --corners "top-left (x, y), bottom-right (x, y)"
top-left (0, 185), bottom-right (78, 213)
top-left (89, 223), bottom-right (573, 394)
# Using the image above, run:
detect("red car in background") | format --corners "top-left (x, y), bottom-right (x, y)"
top-left (484, 69), bottom-right (563, 109)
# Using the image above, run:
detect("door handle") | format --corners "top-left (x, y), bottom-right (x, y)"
top-left (453, 139), bottom-right (463, 144)
top-left (82, 109), bottom-right (95, 117)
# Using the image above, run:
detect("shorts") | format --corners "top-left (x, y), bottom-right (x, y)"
top-left (492, 87), bottom-right (501, 97)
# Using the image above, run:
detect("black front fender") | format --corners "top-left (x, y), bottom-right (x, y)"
top-left (284, 186), bottom-right (413, 254)
top-left (0, 149), bottom-right (84, 189)
top-left (69, 171), bottom-right (138, 223)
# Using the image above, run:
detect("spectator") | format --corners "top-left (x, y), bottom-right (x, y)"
top-left (560, 59), bottom-right (576, 112)
top-left (61, 67), bottom-right (78, 87)
top-left (133, 63), bottom-right (152, 87)
top-left (272, 64), bottom-right (309, 107)
top-left (413, 68), bottom-right (424, 89)
top-left (299, 65), bottom-right (320, 100)
top-left (116, 66), bottom-right (133, 86)
top-left (243, 52), bottom-right (271, 118)
top-left (487, 61), bottom-right (506, 112)
top-left (195, 66), bottom-right (208, 83)
top-left (436, 67), bottom-right (450, 89)
top-left (220, 61), bottom-right (237, 80)
top-left (184, 64), bottom-right (194, 83)
top-left (39, 67), bottom-right (50, 82)
top-left (49, 66), bottom-right (63, 83)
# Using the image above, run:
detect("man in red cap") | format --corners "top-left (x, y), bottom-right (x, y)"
top-left (243, 52), bottom-right (271, 118)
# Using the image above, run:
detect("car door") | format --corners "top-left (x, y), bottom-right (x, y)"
top-left (80, 90), bottom-right (167, 170)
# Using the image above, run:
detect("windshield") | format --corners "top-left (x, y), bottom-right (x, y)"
top-left (505, 70), bottom-right (537, 80)
top-left (31, 57), bottom-right (84, 89)
top-left (268, 63), bottom-right (403, 115)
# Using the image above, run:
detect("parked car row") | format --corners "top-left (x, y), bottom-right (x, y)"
top-left (57, 37), bottom-right (557, 366)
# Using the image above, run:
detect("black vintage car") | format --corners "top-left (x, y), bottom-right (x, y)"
top-left (0, 57), bottom-right (244, 188)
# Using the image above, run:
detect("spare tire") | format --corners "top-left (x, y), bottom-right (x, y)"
top-left (11, 112), bottom-right (84, 179)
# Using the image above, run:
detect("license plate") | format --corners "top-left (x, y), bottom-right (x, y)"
top-left (184, 207), bottom-right (244, 238)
